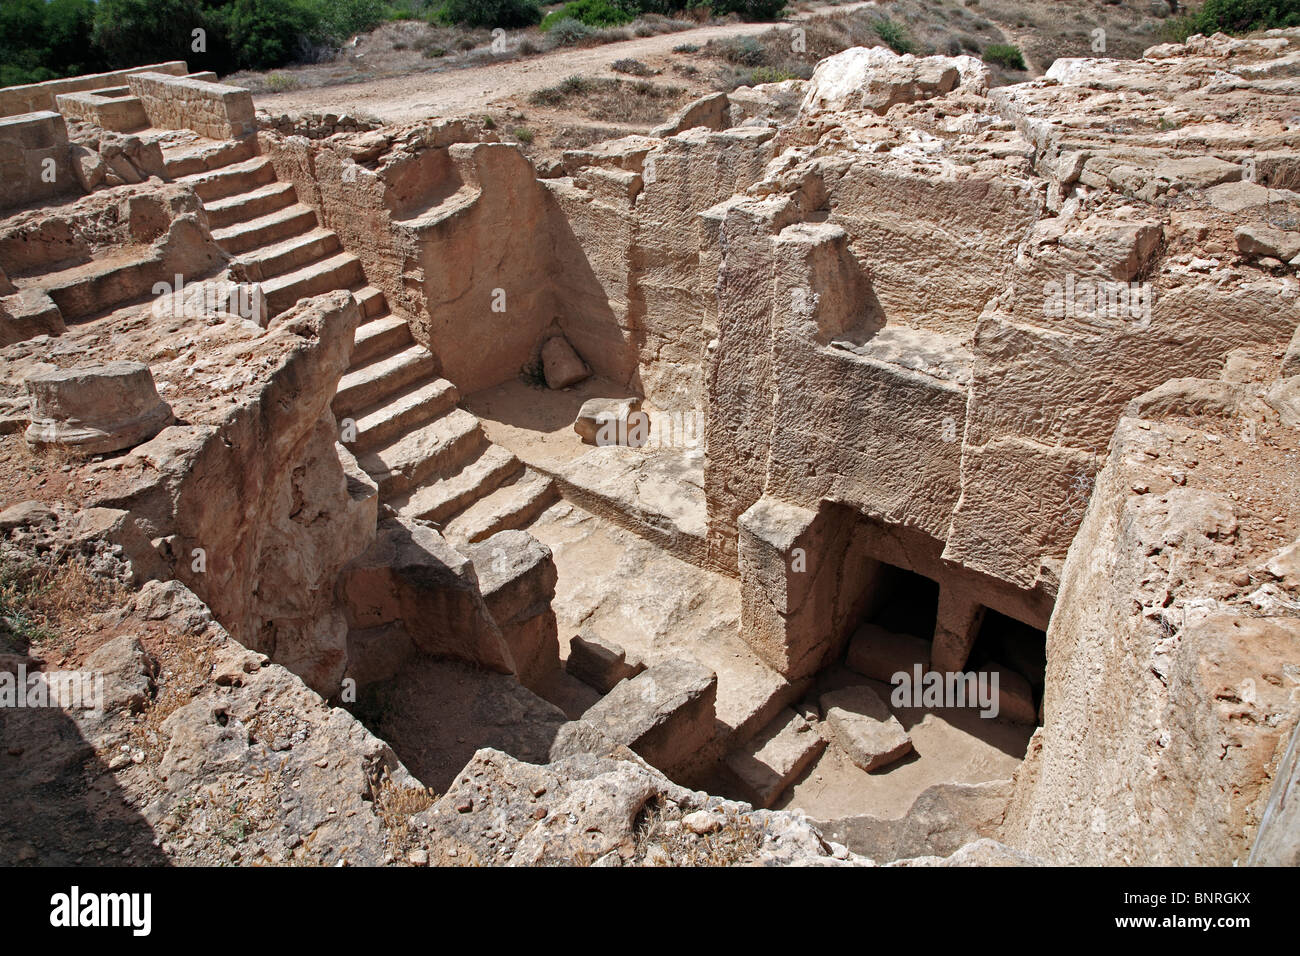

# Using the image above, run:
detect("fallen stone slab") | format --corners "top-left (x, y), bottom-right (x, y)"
top-left (845, 623), bottom-right (930, 682)
top-left (464, 530), bottom-right (560, 691)
top-left (573, 396), bottom-right (648, 446)
top-left (567, 631), bottom-right (645, 693)
top-left (579, 659), bottom-right (717, 779)
top-left (541, 335), bottom-right (589, 389)
top-left (1235, 222), bottom-right (1300, 262)
top-left (725, 707), bottom-right (826, 808)
top-left (24, 361), bottom-right (173, 455)
top-left (985, 662), bottom-right (1037, 724)
top-left (821, 685), bottom-right (913, 773)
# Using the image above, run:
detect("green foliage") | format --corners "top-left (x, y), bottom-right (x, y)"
top-left (541, 0), bottom-right (636, 30)
top-left (982, 42), bottom-right (1025, 69)
top-left (432, 0), bottom-right (541, 28)
top-left (1164, 0), bottom-right (1300, 41)
top-left (217, 0), bottom-right (321, 71)
top-left (872, 17), bottom-right (915, 54)
top-left (91, 0), bottom-right (210, 70)
top-left (710, 0), bottom-right (786, 20)
top-left (544, 16), bottom-right (594, 44)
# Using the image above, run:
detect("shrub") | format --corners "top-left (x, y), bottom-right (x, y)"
top-left (432, 0), bottom-right (541, 28)
top-left (513, 126), bottom-right (534, 143)
top-left (982, 42), bottom-right (1025, 70)
top-left (612, 57), bottom-right (651, 75)
top-left (710, 0), bottom-right (787, 19)
top-left (1163, 0), bottom-right (1300, 42)
top-left (265, 70), bottom-right (302, 91)
top-left (672, 42), bottom-right (700, 53)
top-left (221, 0), bottom-right (321, 71)
top-left (872, 17), bottom-right (915, 54)
top-left (545, 16), bottom-right (594, 44)
top-left (717, 35), bottom-right (767, 66)
top-left (541, 0), bottom-right (636, 30)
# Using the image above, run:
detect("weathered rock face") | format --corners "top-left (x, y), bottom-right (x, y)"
top-left (799, 46), bottom-right (990, 116)
top-left (1001, 374), bottom-right (1300, 865)
top-left (24, 361), bottom-right (173, 454)
top-left (74, 291), bottom-right (376, 695)
top-left (577, 659), bottom-right (719, 782)
top-left (338, 516), bottom-right (514, 683)
top-left (711, 32), bottom-right (1300, 697)
top-left (413, 747), bottom-right (868, 867)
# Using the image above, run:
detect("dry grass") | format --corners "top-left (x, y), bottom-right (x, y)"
top-left (0, 554), bottom-right (129, 656)
top-left (528, 76), bottom-right (688, 123)
top-left (374, 770), bottom-right (438, 857)
top-left (633, 798), bottom-right (766, 866)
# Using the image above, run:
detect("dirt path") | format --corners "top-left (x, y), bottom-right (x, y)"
top-left (256, 2), bottom-right (878, 124)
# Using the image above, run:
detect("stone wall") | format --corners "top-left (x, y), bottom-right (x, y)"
top-left (1001, 378), bottom-right (1300, 864)
top-left (126, 72), bottom-right (256, 141)
top-left (55, 87), bottom-right (149, 132)
top-left (0, 111), bottom-right (76, 211)
top-left (0, 61), bottom-right (187, 117)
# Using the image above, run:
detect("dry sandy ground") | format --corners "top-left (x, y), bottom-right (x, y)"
top-left (255, 1), bottom-right (879, 124)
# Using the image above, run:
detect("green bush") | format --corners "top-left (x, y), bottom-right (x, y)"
top-left (91, 0), bottom-right (211, 70)
top-left (220, 0), bottom-right (320, 71)
top-left (541, 0), bottom-right (636, 30)
top-left (982, 42), bottom-right (1025, 70)
top-left (317, 0), bottom-right (388, 38)
top-left (872, 17), bottom-right (915, 54)
top-left (710, 0), bottom-right (786, 20)
top-left (432, 0), bottom-right (541, 28)
top-left (717, 35), bottom-right (767, 66)
top-left (1165, 0), bottom-right (1300, 41)
top-left (545, 16), bottom-right (594, 44)
top-left (0, 0), bottom-right (106, 85)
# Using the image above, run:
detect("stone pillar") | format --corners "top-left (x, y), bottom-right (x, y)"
top-left (738, 495), bottom-right (878, 680)
top-left (930, 586), bottom-right (985, 673)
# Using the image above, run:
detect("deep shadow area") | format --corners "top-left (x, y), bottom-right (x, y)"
top-left (0, 682), bottom-right (168, 866)
top-left (351, 655), bottom-right (569, 792)
top-left (865, 563), bottom-right (940, 641)
top-left (968, 609), bottom-right (1048, 705)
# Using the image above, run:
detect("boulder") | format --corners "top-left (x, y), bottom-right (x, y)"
top-left (566, 631), bottom-right (645, 692)
top-left (800, 46), bottom-right (986, 116)
top-left (541, 335), bottom-right (590, 389)
top-left (573, 397), bottom-right (646, 446)
top-left (725, 707), bottom-right (826, 808)
top-left (69, 143), bottom-right (106, 193)
top-left (24, 361), bottom-right (173, 455)
top-left (579, 659), bottom-right (717, 779)
top-left (821, 685), bottom-right (913, 772)
top-left (0, 500), bottom-right (55, 532)
top-left (1235, 222), bottom-right (1300, 261)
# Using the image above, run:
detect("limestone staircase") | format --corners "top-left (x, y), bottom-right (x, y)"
top-left (166, 136), bottom-right (557, 546)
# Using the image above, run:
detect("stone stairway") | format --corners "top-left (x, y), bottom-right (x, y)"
top-left (166, 135), bottom-right (557, 547)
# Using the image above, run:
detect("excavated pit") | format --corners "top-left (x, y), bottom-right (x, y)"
top-left (3, 32), bottom-right (1300, 867)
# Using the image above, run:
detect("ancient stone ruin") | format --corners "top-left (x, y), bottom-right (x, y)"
top-left (1, 31), bottom-right (1298, 870)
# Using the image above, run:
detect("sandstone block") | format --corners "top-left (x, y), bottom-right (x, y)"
top-left (69, 143), bottom-right (106, 193)
top-left (573, 396), bottom-right (648, 446)
top-left (541, 335), bottom-right (590, 389)
top-left (1235, 222), bottom-right (1300, 261)
top-left (986, 663), bottom-right (1037, 724)
top-left (845, 623), bottom-right (930, 682)
top-left (24, 361), bottom-right (173, 455)
top-left (579, 659), bottom-right (717, 778)
top-left (725, 707), bottom-right (826, 808)
top-left (566, 631), bottom-right (645, 692)
top-left (821, 685), bottom-right (913, 773)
